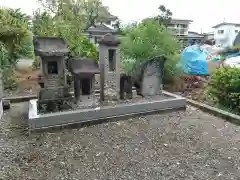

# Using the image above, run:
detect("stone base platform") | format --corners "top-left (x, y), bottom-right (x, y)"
top-left (28, 91), bottom-right (186, 131)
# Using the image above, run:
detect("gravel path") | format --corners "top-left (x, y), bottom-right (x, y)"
top-left (1, 103), bottom-right (240, 179)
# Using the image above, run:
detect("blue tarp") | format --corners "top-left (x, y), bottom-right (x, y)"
top-left (179, 45), bottom-right (209, 75)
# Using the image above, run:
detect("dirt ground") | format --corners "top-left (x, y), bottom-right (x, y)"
top-left (4, 69), bottom-right (40, 96)
top-left (1, 103), bottom-right (240, 179)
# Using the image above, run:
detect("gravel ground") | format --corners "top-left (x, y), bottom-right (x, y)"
top-left (1, 103), bottom-right (240, 179)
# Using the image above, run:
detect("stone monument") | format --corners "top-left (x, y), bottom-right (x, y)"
top-left (98, 33), bottom-right (121, 101)
top-left (132, 56), bottom-right (167, 96)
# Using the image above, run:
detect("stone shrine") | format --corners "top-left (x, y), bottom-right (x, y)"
top-left (98, 33), bottom-right (121, 101)
top-left (68, 57), bottom-right (100, 104)
top-left (33, 37), bottom-right (71, 108)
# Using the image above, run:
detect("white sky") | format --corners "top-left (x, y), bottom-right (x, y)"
top-left (1, 0), bottom-right (240, 33)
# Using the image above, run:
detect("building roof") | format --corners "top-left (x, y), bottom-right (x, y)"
top-left (212, 22), bottom-right (240, 28)
top-left (86, 23), bottom-right (119, 36)
top-left (87, 24), bottom-right (115, 32)
top-left (170, 18), bottom-right (193, 24)
top-left (33, 37), bottom-right (69, 57)
top-left (203, 32), bottom-right (214, 35)
top-left (69, 57), bottom-right (100, 76)
top-left (187, 31), bottom-right (204, 38)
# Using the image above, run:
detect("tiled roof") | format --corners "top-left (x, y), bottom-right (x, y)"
top-left (87, 24), bottom-right (115, 33)
top-left (170, 19), bottom-right (193, 24)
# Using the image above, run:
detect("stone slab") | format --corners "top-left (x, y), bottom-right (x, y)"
top-left (28, 93), bottom-right (186, 130)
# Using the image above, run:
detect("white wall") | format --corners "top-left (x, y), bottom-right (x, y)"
top-left (168, 23), bottom-right (189, 35)
top-left (214, 25), bottom-right (240, 47)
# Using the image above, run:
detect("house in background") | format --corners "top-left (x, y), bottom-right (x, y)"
top-left (212, 22), bottom-right (240, 47)
top-left (168, 19), bottom-right (193, 36)
top-left (85, 18), bottom-right (205, 46)
top-left (84, 12), bottom-right (120, 44)
top-left (203, 32), bottom-right (214, 40)
top-left (85, 23), bottom-right (119, 44)
top-left (167, 19), bottom-right (204, 44)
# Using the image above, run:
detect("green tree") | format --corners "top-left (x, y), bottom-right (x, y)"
top-left (142, 5), bottom-right (172, 27)
top-left (33, 0), bottom-right (103, 60)
top-left (155, 5), bottom-right (172, 26)
top-left (121, 21), bottom-right (181, 83)
top-left (0, 7), bottom-right (34, 63)
top-left (37, 0), bottom-right (116, 30)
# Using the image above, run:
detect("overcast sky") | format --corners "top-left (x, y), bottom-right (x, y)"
top-left (1, 0), bottom-right (240, 33)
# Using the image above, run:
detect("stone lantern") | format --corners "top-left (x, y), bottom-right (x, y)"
top-left (98, 33), bottom-right (121, 101)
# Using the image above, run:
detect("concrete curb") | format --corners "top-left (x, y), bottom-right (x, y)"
top-left (187, 99), bottom-right (240, 125)
top-left (3, 95), bottom-right (37, 103)
top-left (28, 93), bottom-right (186, 130)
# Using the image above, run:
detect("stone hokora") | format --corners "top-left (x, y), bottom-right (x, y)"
top-left (68, 57), bottom-right (100, 104)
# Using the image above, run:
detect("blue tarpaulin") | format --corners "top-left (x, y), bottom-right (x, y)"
top-left (179, 45), bottom-right (209, 75)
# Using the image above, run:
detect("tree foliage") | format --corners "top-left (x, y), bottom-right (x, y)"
top-left (32, 0), bottom-right (115, 60)
top-left (155, 5), bottom-right (172, 26)
top-left (121, 21), bottom-right (181, 83)
top-left (142, 5), bottom-right (172, 27)
top-left (37, 0), bottom-right (116, 30)
top-left (0, 7), bottom-right (34, 66)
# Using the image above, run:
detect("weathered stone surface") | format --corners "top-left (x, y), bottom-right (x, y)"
top-left (99, 38), bottom-right (121, 101)
top-left (2, 100), bottom-right (10, 110)
top-left (39, 86), bottom-right (71, 100)
top-left (132, 56), bottom-right (166, 96)
top-left (141, 60), bottom-right (164, 96)
top-left (120, 73), bottom-right (133, 100)
top-left (98, 33), bottom-right (121, 46)
top-left (33, 36), bottom-right (69, 56)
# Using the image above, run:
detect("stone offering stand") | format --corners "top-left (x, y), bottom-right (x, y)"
top-left (28, 35), bottom-right (186, 130)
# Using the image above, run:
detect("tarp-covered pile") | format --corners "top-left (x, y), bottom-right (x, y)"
top-left (178, 45), bottom-right (222, 75)
top-left (179, 44), bottom-right (240, 75)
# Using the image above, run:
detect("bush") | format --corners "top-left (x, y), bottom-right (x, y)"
top-left (121, 21), bottom-right (181, 82)
top-left (0, 42), bottom-right (10, 66)
top-left (14, 31), bottom-right (34, 59)
top-left (163, 53), bottom-right (182, 84)
top-left (32, 56), bottom-right (41, 70)
top-left (2, 68), bottom-right (18, 90)
top-left (208, 67), bottom-right (240, 114)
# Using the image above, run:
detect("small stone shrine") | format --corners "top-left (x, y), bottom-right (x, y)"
top-left (68, 57), bottom-right (100, 104)
top-left (120, 73), bottom-right (133, 100)
top-left (98, 33), bottom-right (121, 101)
top-left (33, 37), bottom-right (71, 109)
